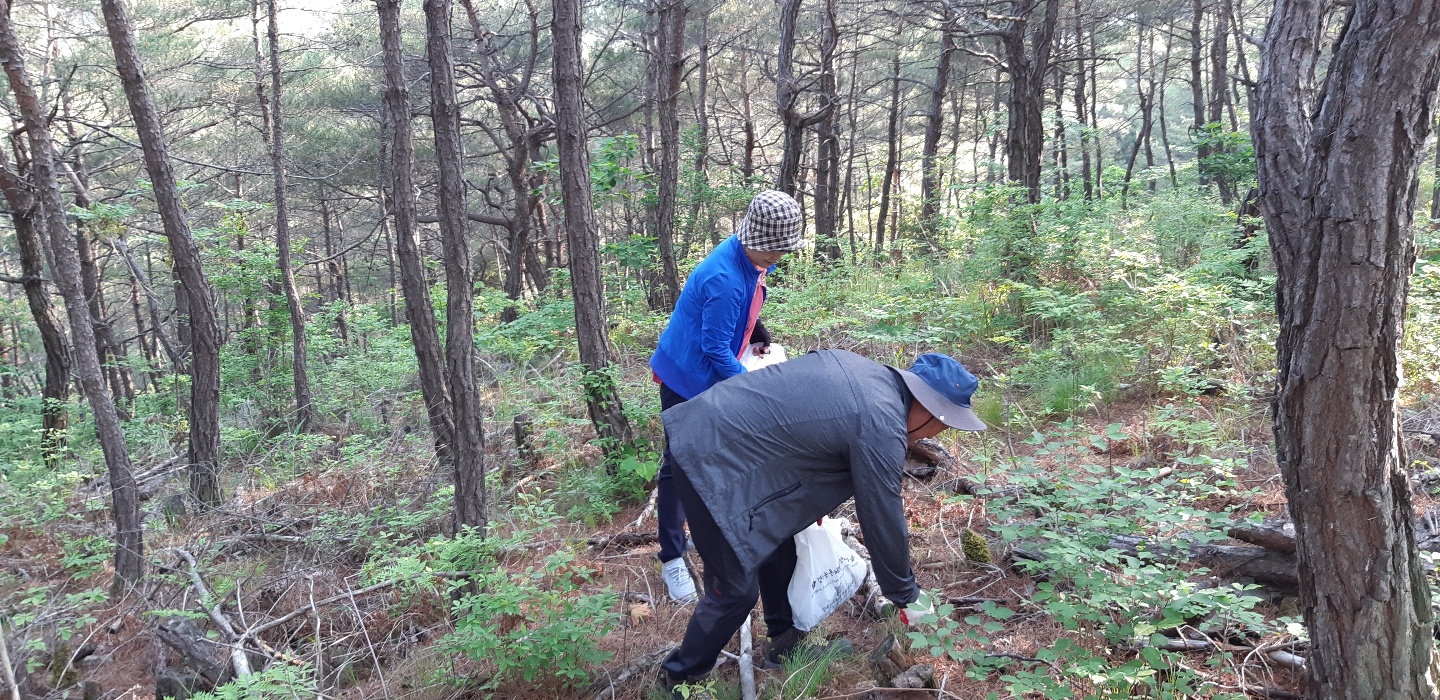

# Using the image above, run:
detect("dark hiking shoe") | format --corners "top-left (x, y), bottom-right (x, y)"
top-left (761, 628), bottom-right (854, 669)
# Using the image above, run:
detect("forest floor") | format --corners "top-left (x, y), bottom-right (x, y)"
top-left (4, 383), bottom-right (1367, 700)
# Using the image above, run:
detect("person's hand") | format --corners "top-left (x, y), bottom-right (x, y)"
top-left (897, 592), bottom-right (936, 626)
top-left (752, 319), bottom-right (773, 354)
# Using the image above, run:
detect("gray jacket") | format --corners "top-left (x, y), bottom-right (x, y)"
top-left (663, 349), bottom-right (920, 606)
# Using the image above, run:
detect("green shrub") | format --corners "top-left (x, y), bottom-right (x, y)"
top-left (435, 531), bottom-right (620, 688)
top-left (190, 663), bottom-right (316, 700)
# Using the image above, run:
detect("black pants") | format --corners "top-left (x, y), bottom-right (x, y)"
top-left (661, 461), bottom-right (798, 682)
top-left (656, 383), bottom-right (689, 562)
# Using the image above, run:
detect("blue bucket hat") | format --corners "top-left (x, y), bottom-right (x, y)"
top-left (896, 353), bottom-right (986, 431)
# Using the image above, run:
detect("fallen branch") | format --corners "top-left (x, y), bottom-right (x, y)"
top-left (1266, 650), bottom-right (1306, 670)
top-left (587, 532), bottom-right (659, 551)
top-left (839, 526), bottom-right (889, 619)
top-left (239, 570), bottom-right (477, 643)
top-left (1156, 638), bottom-right (1215, 652)
top-left (622, 592), bottom-right (656, 606)
top-left (739, 615), bottom-right (756, 700)
top-left (1242, 686), bottom-right (1301, 700)
top-left (166, 549), bottom-right (252, 677)
top-left (904, 439), bottom-right (955, 480)
top-left (629, 487), bottom-right (659, 529)
top-left (154, 617), bottom-right (230, 687)
top-left (587, 644), bottom-right (677, 700)
top-left (985, 652), bottom-right (1060, 674)
top-left (0, 621), bottom-right (20, 700)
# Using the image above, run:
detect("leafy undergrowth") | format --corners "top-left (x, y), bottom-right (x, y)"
top-left (9, 196), bottom-right (1440, 697)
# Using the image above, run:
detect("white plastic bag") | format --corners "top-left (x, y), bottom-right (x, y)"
top-left (788, 517), bottom-right (868, 631)
top-left (739, 342), bottom-right (788, 371)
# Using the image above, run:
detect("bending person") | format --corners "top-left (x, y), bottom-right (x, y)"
top-left (657, 350), bottom-right (987, 696)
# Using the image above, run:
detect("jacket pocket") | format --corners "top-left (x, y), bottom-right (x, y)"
top-left (749, 481), bottom-right (802, 530)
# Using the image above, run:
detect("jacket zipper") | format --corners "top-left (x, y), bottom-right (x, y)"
top-left (749, 481), bottom-right (802, 530)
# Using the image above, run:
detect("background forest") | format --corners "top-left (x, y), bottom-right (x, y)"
top-left (2, 0), bottom-right (1439, 697)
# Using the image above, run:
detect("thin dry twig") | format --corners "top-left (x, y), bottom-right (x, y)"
top-left (0, 621), bottom-right (20, 700)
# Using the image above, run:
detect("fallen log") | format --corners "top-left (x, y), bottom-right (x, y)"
top-left (153, 617), bottom-right (230, 689)
top-left (904, 438), bottom-right (956, 480)
top-left (1226, 520), bottom-right (1296, 554)
top-left (1105, 534), bottom-right (1299, 588)
top-left (587, 532), bottom-right (659, 552)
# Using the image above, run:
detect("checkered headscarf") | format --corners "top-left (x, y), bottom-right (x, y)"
top-left (737, 190), bottom-right (804, 251)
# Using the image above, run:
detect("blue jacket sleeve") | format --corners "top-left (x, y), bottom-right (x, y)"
top-left (849, 430), bottom-right (919, 607)
top-left (698, 273), bottom-right (748, 380)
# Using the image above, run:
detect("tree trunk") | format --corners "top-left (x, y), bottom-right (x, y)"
top-left (811, 0), bottom-right (840, 259)
top-left (683, 3), bottom-right (711, 258)
top-left (1073, 3), bottom-right (1092, 200)
top-left (1252, 1), bottom-right (1440, 696)
top-left (378, 0), bottom-right (456, 465)
top-left (1051, 55), bottom-right (1068, 200)
top-left (319, 194), bottom-right (349, 342)
top-left (1121, 24), bottom-right (1156, 209)
top-left (1191, 0), bottom-right (1210, 179)
top-left (59, 131), bottom-right (135, 400)
top-left (1432, 112), bottom-right (1440, 223)
top-left (458, 0), bottom-right (542, 322)
top-left (0, 2), bottom-right (143, 594)
top-left (266, 0), bottom-right (314, 431)
top-left (551, 0), bottom-right (635, 463)
top-left (920, 7), bottom-right (955, 240)
top-left (651, 0), bottom-right (685, 307)
top-left (66, 167), bottom-right (134, 412)
top-left (97, 0), bottom-right (222, 507)
top-left (775, 0), bottom-right (832, 197)
top-left (424, 0), bottom-right (487, 533)
top-left (1001, 0), bottom-right (1060, 204)
top-left (875, 54), bottom-right (901, 258)
top-left (0, 149), bottom-right (70, 467)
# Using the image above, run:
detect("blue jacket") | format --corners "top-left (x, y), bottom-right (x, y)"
top-left (650, 235), bottom-right (770, 399)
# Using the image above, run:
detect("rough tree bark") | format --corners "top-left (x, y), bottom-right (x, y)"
top-left (920, 5), bottom-right (956, 239)
top-left (424, 0), bottom-right (487, 533)
top-left (377, 0), bottom-right (456, 465)
top-left (0, 149), bottom-right (69, 467)
top-left (999, 0), bottom-right (1060, 204)
top-left (266, 0), bottom-right (315, 431)
top-left (551, 0), bottom-right (635, 462)
top-left (650, 0), bottom-right (685, 307)
top-left (0, 1), bottom-right (144, 593)
top-left (775, 0), bottom-right (832, 196)
top-left (810, 0), bottom-right (841, 259)
top-left (1252, 0), bottom-right (1440, 696)
top-left (874, 54), bottom-right (901, 258)
top-left (97, 0), bottom-right (223, 506)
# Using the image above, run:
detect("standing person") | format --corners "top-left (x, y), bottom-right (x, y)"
top-left (656, 350), bottom-right (986, 696)
top-left (649, 190), bottom-right (806, 603)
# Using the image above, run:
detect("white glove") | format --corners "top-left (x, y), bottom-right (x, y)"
top-left (897, 592), bottom-right (936, 626)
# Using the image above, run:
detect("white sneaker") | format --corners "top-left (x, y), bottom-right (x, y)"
top-left (661, 557), bottom-right (698, 604)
